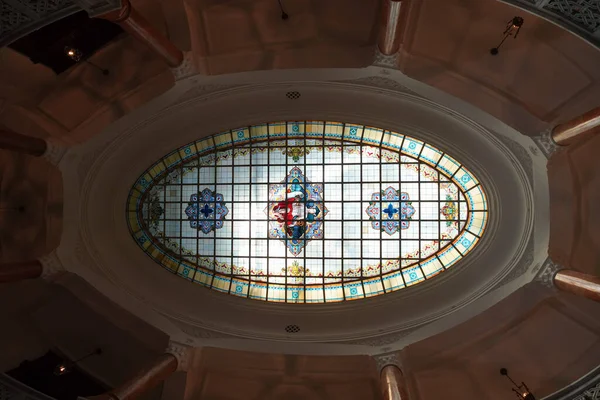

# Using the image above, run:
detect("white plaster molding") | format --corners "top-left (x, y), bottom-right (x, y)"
top-left (336, 76), bottom-right (417, 96)
top-left (166, 341), bottom-right (192, 371)
top-left (57, 67), bottom-right (547, 354)
top-left (532, 128), bottom-right (561, 159)
top-left (374, 352), bottom-right (402, 371)
top-left (173, 321), bottom-right (237, 340)
top-left (74, 81), bottom-right (530, 340)
top-left (171, 52), bottom-right (197, 81)
top-left (39, 251), bottom-right (66, 281)
top-left (535, 257), bottom-right (564, 289)
top-left (42, 137), bottom-right (68, 166)
top-left (343, 328), bottom-right (418, 348)
top-left (175, 83), bottom-right (245, 106)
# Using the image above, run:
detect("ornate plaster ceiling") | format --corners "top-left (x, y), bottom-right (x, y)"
top-left (50, 65), bottom-right (549, 355)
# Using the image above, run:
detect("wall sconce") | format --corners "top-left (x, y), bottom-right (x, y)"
top-left (490, 16), bottom-right (524, 55)
top-left (64, 46), bottom-right (109, 75)
top-left (278, 0), bottom-right (289, 20)
top-left (500, 368), bottom-right (536, 400)
top-left (54, 348), bottom-right (103, 376)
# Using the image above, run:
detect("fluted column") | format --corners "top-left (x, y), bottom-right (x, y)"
top-left (0, 129), bottom-right (67, 165)
top-left (554, 270), bottom-right (600, 303)
top-left (0, 261), bottom-right (43, 283)
top-left (0, 129), bottom-right (47, 156)
top-left (381, 365), bottom-right (409, 400)
top-left (87, 343), bottom-right (190, 400)
top-left (378, 0), bottom-right (408, 55)
top-left (99, 0), bottom-right (183, 68)
top-left (0, 253), bottom-right (65, 283)
top-left (375, 353), bottom-right (409, 400)
top-left (551, 106), bottom-right (600, 146)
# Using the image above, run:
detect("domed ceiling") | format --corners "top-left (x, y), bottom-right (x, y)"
top-left (128, 121), bottom-right (488, 303)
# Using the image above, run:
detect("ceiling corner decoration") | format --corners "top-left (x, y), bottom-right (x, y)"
top-left (126, 121), bottom-right (488, 304)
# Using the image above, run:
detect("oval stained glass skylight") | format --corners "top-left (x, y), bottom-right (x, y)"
top-left (127, 121), bottom-right (488, 303)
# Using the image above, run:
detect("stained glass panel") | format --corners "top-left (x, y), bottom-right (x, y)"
top-left (127, 121), bottom-right (488, 303)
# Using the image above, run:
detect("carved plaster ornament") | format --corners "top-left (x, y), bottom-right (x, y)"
top-left (373, 51), bottom-right (399, 69)
top-left (534, 257), bottom-right (563, 289)
top-left (43, 137), bottom-right (68, 166)
top-left (171, 52), bottom-right (197, 81)
top-left (39, 250), bottom-right (66, 281)
top-left (166, 341), bottom-right (193, 371)
top-left (374, 352), bottom-right (402, 371)
top-left (532, 128), bottom-right (561, 159)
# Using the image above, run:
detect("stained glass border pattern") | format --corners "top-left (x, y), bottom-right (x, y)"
top-left (127, 121), bottom-right (488, 303)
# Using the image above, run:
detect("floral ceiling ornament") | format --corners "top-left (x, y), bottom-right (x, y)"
top-left (441, 201), bottom-right (457, 225)
top-left (185, 188), bottom-right (229, 234)
top-left (366, 186), bottom-right (416, 235)
top-left (286, 261), bottom-right (306, 277)
top-left (283, 147), bottom-right (311, 162)
top-left (265, 167), bottom-right (328, 256)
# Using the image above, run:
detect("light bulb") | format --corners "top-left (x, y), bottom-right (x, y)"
top-left (54, 363), bottom-right (69, 376)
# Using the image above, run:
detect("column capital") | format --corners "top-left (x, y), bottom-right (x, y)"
top-left (534, 257), bottom-right (564, 289)
top-left (166, 341), bottom-right (192, 371)
top-left (42, 137), bottom-right (68, 166)
top-left (39, 251), bottom-right (66, 281)
top-left (532, 128), bottom-right (560, 159)
top-left (374, 352), bottom-right (402, 372)
top-left (373, 50), bottom-right (399, 69)
top-left (171, 52), bottom-right (197, 81)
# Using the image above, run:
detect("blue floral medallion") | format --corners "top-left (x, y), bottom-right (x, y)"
top-left (265, 167), bottom-right (328, 256)
top-left (366, 186), bottom-right (415, 235)
top-left (185, 188), bottom-right (229, 234)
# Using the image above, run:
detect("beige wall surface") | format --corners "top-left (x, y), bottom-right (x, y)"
top-left (549, 133), bottom-right (600, 276)
top-left (401, 283), bottom-right (600, 400)
top-left (184, 347), bottom-right (382, 400)
top-left (400, 0), bottom-right (600, 137)
top-left (0, 151), bottom-right (62, 263)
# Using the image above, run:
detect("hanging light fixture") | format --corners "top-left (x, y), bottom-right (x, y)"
top-left (54, 348), bottom-right (103, 376)
top-left (64, 46), bottom-right (109, 75)
top-left (500, 368), bottom-right (536, 400)
top-left (490, 16), bottom-right (524, 55)
top-left (278, 0), bottom-right (289, 20)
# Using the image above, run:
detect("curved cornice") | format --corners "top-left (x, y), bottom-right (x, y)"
top-left (56, 67), bottom-right (549, 355)
top-left (543, 365), bottom-right (600, 400)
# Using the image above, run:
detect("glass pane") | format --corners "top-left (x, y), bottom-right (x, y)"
top-left (128, 121), bottom-right (489, 303)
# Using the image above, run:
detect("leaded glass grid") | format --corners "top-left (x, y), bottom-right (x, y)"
top-left (127, 121), bottom-right (488, 303)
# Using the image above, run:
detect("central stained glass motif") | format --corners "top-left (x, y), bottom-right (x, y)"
top-left (265, 167), bottom-right (328, 256)
top-left (127, 121), bottom-right (489, 303)
top-left (366, 186), bottom-right (416, 235)
top-left (185, 188), bottom-right (229, 234)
